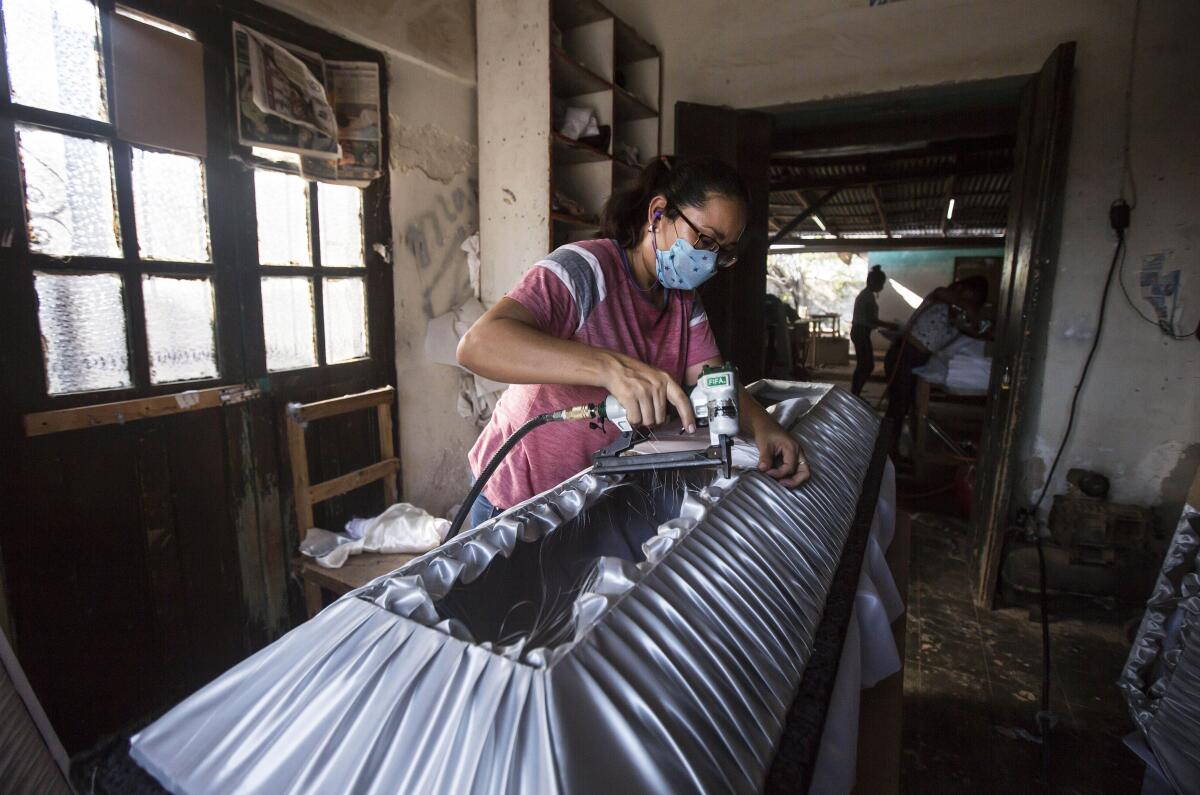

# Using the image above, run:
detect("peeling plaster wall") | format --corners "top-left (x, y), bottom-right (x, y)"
top-left (260, 0), bottom-right (482, 517)
top-left (387, 63), bottom-right (481, 517)
top-left (606, 0), bottom-right (1199, 519)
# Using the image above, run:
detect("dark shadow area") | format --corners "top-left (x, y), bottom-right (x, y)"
top-left (900, 505), bottom-right (1145, 793)
top-left (434, 469), bottom-right (707, 649)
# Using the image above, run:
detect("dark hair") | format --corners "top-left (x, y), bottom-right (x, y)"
top-left (867, 265), bottom-right (886, 290)
top-left (952, 275), bottom-right (989, 304)
top-left (600, 155), bottom-right (750, 248)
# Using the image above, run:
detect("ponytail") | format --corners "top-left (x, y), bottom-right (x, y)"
top-left (600, 155), bottom-right (749, 249)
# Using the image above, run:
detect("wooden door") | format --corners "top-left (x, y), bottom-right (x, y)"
top-left (970, 43), bottom-right (1076, 607)
top-left (0, 0), bottom-right (395, 752)
top-left (674, 102), bottom-right (773, 383)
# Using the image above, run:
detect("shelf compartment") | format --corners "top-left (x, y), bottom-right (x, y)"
top-left (614, 18), bottom-right (658, 64)
top-left (551, 46), bottom-right (611, 97)
top-left (613, 85), bottom-right (657, 121)
top-left (551, 211), bottom-right (600, 229)
top-left (614, 117), bottom-right (659, 170)
top-left (553, 159), bottom-right (612, 218)
top-left (552, 0), bottom-right (611, 31)
top-left (552, 131), bottom-right (610, 165)
top-left (562, 17), bottom-right (613, 82)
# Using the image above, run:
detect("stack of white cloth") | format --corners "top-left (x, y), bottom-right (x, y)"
top-left (912, 335), bottom-right (991, 395)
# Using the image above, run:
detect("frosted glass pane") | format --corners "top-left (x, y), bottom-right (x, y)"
top-left (323, 277), bottom-right (368, 363)
top-left (261, 277), bottom-right (316, 371)
top-left (255, 170), bottom-right (311, 266)
top-left (131, 148), bottom-right (211, 262)
top-left (143, 276), bottom-right (218, 383)
top-left (318, 183), bottom-right (364, 267)
top-left (17, 126), bottom-right (121, 257)
top-left (35, 271), bottom-right (130, 394)
top-left (2, 0), bottom-right (107, 120)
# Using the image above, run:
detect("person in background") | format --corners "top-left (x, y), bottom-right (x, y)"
top-left (850, 265), bottom-right (899, 395)
top-left (883, 276), bottom-right (990, 446)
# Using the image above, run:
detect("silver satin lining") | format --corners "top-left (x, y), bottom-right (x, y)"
top-left (130, 383), bottom-right (881, 795)
top-left (1120, 500), bottom-right (1200, 790)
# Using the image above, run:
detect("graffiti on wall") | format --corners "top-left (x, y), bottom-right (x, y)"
top-left (404, 178), bottom-right (478, 318)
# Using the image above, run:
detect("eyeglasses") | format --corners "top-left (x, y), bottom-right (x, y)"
top-left (669, 203), bottom-right (739, 268)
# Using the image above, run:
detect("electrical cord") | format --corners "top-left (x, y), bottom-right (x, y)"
top-left (1030, 222), bottom-right (1126, 517)
top-left (1022, 206), bottom-right (1127, 784)
top-left (446, 411), bottom-right (566, 540)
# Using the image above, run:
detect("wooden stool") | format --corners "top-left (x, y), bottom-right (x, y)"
top-left (294, 552), bottom-right (415, 617)
top-left (286, 387), bottom-right (409, 619)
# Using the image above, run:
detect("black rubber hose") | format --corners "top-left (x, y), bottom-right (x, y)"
top-left (445, 412), bottom-right (562, 539)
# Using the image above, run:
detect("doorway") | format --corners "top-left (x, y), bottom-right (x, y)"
top-left (676, 44), bottom-right (1075, 608)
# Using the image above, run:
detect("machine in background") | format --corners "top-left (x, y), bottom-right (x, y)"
top-left (1003, 468), bottom-right (1155, 605)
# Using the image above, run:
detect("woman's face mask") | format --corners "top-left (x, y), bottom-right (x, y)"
top-left (650, 211), bottom-right (719, 290)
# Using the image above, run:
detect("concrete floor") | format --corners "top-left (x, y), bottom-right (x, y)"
top-left (899, 509), bottom-right (1145, 793)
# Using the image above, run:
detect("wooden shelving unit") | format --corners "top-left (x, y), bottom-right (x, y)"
top-left (478, 0), bottom-right (661, 301)
top-left (549, 0), bottom-right (661, 247)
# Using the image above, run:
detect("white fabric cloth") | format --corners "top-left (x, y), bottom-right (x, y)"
top-left (298, 503), bottom-right (451, 568)
top-left (911, 335), bottom-right (991, 395)
top-left (811, 459), bottom-right (903, 795)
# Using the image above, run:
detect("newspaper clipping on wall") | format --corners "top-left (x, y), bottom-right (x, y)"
top-left (233, 22), bottom-right (338, 159)
top-left (301, 61), bottom-right (382, 186)
top-left (233, 23), bottom-right (382, 185)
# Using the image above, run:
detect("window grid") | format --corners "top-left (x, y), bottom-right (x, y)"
top-left (254, 164), bottom-right (367, 372)
top-left (0, 0), bottom-right (387, 407)
top-left (1, 0), bottom-right (224, 396)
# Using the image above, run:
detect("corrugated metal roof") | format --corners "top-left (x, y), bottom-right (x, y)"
top-left (768, 137), bottom-right (1014, 242)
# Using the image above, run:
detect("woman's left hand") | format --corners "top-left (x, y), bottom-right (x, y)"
top-left (755, 424), bottom-right (811, 487)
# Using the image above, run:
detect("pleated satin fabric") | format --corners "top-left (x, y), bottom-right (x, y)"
top-left (1120, 497), bottom-right (1200, 791)
top-left (131, 384), bottom-right (881, 794)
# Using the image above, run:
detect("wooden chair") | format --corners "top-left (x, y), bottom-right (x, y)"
top-left (286, 387), bottom-right (416, 618)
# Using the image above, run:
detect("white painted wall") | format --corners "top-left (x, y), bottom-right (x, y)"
top-left (262, 0), bottom-right (483, 516)
top-left (605, 0), bottom-right (1200, 519)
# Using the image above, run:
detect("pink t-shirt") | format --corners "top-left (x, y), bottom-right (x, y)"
top-left (468, 238), bottom-right (721, 508)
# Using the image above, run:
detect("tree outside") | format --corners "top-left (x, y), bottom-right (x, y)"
top-left (766, 251), bottom-right (868, 334)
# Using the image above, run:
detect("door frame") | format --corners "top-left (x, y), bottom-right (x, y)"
top-left (970, 43), bottom-right (1077, 607)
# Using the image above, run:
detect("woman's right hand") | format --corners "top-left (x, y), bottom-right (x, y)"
top-left (602, 353), bottom-right (697, 432)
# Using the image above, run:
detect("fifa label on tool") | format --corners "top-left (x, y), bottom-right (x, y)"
top-left (705, 374), bottom-right (730, 387)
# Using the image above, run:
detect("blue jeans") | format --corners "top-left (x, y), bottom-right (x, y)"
top-left (468, 489), bottom-right (502, 529)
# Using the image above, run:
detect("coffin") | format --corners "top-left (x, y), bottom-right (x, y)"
top-left (130, 382), bottom-right (887, 794)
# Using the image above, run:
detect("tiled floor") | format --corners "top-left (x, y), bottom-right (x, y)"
top-left (900, 510), bottom-right (1145, 793)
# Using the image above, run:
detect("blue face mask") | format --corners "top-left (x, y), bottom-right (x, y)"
top-left (651, 222), bottom-right (719, 290)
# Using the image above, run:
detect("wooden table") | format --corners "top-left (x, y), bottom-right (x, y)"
top-left (295, 552), bottom-right (415, 618)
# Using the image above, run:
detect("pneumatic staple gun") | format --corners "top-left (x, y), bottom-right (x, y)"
top-left (590, 363), bottom-right (739, 478)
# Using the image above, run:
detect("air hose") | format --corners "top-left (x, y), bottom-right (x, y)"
top-left (446, 404), bottom-right (597, 539)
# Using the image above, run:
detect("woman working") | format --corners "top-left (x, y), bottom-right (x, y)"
top-left (456, 156), bottom-right (810, 528)
top-left (850, 265), bottom-right (899, 396)
top-left (883, 276), bottom-right (990, 444)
